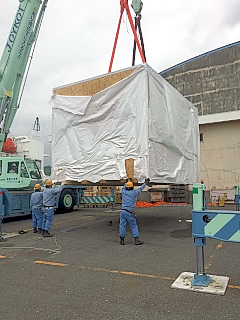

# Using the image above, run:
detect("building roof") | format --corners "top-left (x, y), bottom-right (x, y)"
top-left (159, 41), bottom-right (240, 75)
top-left (199, 110), bottom-right (240, 125)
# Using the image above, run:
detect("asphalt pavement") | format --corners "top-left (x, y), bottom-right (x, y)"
top-left (0, 204), bottom-right (240, 320)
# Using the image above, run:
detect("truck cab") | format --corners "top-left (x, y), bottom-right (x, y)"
top-left (0, 157), bottom-right (42, 190)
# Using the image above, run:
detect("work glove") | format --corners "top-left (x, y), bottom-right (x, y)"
top-left (145, 178), bottom-right (150, 185)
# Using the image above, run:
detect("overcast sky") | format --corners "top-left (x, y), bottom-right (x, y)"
top-left (0, 0), bottom-right (240, 165)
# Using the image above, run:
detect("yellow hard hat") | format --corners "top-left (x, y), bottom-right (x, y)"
top-left (45, 179), bottom-right (53, 186)
top-left (126, 181), bottom-right (133, 188)
top-left (34, 184), bottom-right (41, 190)
top-left (200, 179), bottom-right (204, 184)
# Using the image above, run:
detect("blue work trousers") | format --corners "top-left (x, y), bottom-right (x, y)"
top-left (32, 208), bottom-right (43, 229)
top-left (42, 208), bottom-right (54, 232)
top-left (119, 210), bottom-right (139, 238)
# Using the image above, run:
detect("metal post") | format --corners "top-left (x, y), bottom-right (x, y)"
top-left (192, 237), bottom-right (211, 286)
top-left (0, 190), bottom-right (4, 235)
top-left (192, 185), bottom-right (211, 286)
top-left (234, 185), bottom-right (239, 211)
top-left (196, 246), bottom-right (205, 274)
top-left (192, 183), bottom-right (205, 211)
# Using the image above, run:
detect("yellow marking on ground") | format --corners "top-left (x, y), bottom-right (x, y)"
top-left (205, 254), bottom-right (215, 272)
top-left (216, 242), bottom-right (223, 249)
top-left (228, 284), bottom-right (240, 290)
top-left (34, 260), bottom-right (68, 267)
top-left (110, 270), bottom-right (160, 279)
top-left (32, 260), bottom-right (240, 290)
top-left (10, 227), bottom-right (32, 234)
top-left (53, 215), bottom-right (92, 226)
top-left (0, 255), bottom-right (6, 259)
top-left (79, 265), bottom-right (170, 280)
top-left (205, 242), bottom-right (223, 272)
top-left (162, 276), bottom-right (176, 281)
top-left (11, 216), bottom-right (94, 234)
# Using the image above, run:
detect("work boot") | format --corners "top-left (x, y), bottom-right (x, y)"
top-left (134, 237), bottom-right (144, 245)
top-left (43, 231), bottom-right (53, 237)
top-left (119, 237), bottom-right (125, 245)
top-left (38, 228), bottom-right (42, 234)
top-left (0, 236), bottom-right (7, 242)
top-left (33, 228), bottom-right (38, 233)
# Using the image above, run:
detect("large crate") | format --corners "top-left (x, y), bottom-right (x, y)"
top-left (51, 64), bottom-right (199, 185)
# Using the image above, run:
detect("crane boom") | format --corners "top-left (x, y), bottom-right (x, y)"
top-left (0, 0), bottom-right (48, 151)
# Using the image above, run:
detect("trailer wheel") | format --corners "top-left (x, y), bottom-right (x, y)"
top-left (58, 189), bottom-right (75, 213)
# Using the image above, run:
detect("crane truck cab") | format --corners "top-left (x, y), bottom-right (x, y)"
top-left (0, 157), bottom-right (42, 190)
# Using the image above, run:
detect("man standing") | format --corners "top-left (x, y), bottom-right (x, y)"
top-left (30, 184), bottom-right (43, 233)
top-left (119, 181), bottom-right (146, 245)
top-left (42, 180), bottom-right (61, 237)
top-left (0, 218), bottom-right (6, 242)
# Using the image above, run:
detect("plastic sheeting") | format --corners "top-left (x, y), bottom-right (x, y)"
top-left (50, 63), bottom-right (199, 184)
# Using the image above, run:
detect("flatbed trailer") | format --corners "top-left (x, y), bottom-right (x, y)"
top-left (0, 185), bottom-right (88, 219)
top-left (0, 184), bottom-right (116, 219)
top-left (0, 185), bottom-right (83, 235)
top-left (0, 184), bottom-right (117, 235)
top-left (0, 186), bottom-right (89, 238)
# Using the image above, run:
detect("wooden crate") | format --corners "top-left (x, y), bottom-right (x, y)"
top-left (84, 186), bottom-right (98, 196)
top-left (97, 186), bottom-right (111, 196)
top-left (150, 191), bottom-right (163, 202)
top-left (114, 186), bottom-right (122, 204)
top-left (54, 68), bottom-right (136, 97)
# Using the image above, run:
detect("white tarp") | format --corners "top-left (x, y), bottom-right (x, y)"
top-left (50, 63), bottom-right (199, 184)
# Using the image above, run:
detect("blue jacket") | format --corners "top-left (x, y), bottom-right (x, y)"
top-left (121, 183), bottom-right (146, 212)
top-left (43, 187), bottom-right (61, 207)
top-left (30, 191), bottom-right (43, 210)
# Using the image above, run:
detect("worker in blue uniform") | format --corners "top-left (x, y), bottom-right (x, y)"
top-left (0, 218), bottom-right (7, 242)
top-left (30, 183), bottom-right (43, 233)
top-left (119, 181), bottom-right (146, 245)
top-left (42, 180), bottom-right (61, 237)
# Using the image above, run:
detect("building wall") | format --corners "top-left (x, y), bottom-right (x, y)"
top-left (200, 120), bottom-right (240, 190)
top-left (160, 42), bottom-right (240, 191)
top-left (161, 43), bottom-right (240, 116)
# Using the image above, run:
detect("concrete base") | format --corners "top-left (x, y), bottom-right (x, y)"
top-left (171, 272), bottom-right (229, 295)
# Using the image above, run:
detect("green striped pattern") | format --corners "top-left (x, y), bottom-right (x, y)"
top-left (229, 231), bottom-right (240, 242)
top-left (80, 196), bottom-right (113, 204)
top-left (204, 214), bottom-right (235, 237)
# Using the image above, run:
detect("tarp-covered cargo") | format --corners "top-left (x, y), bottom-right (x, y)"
top-left (50, 63), bottom-right (199, 184)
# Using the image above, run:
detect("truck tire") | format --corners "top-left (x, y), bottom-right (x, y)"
top-left (58, 189), bottom-right (75, 213)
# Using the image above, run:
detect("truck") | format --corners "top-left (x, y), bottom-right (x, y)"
top-left (0, 0), bottom-right (114, 237)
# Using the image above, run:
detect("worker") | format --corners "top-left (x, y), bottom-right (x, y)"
top-left (9, 163), bottom-right (18, 173)
top-left (30, 184), bottom-right (43, 233)
top-left (0, 219), bottom-right (6, 242)
top-left (119, 181), bottom-right (146, 245)
top-left (42, 179), bottom-right (61, 237)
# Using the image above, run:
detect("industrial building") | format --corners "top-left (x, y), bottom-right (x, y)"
top-left (160, 41), bottom-right (240, 201)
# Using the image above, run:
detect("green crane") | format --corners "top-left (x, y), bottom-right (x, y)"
top-left (0, 0), bottom-right (48, 190)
